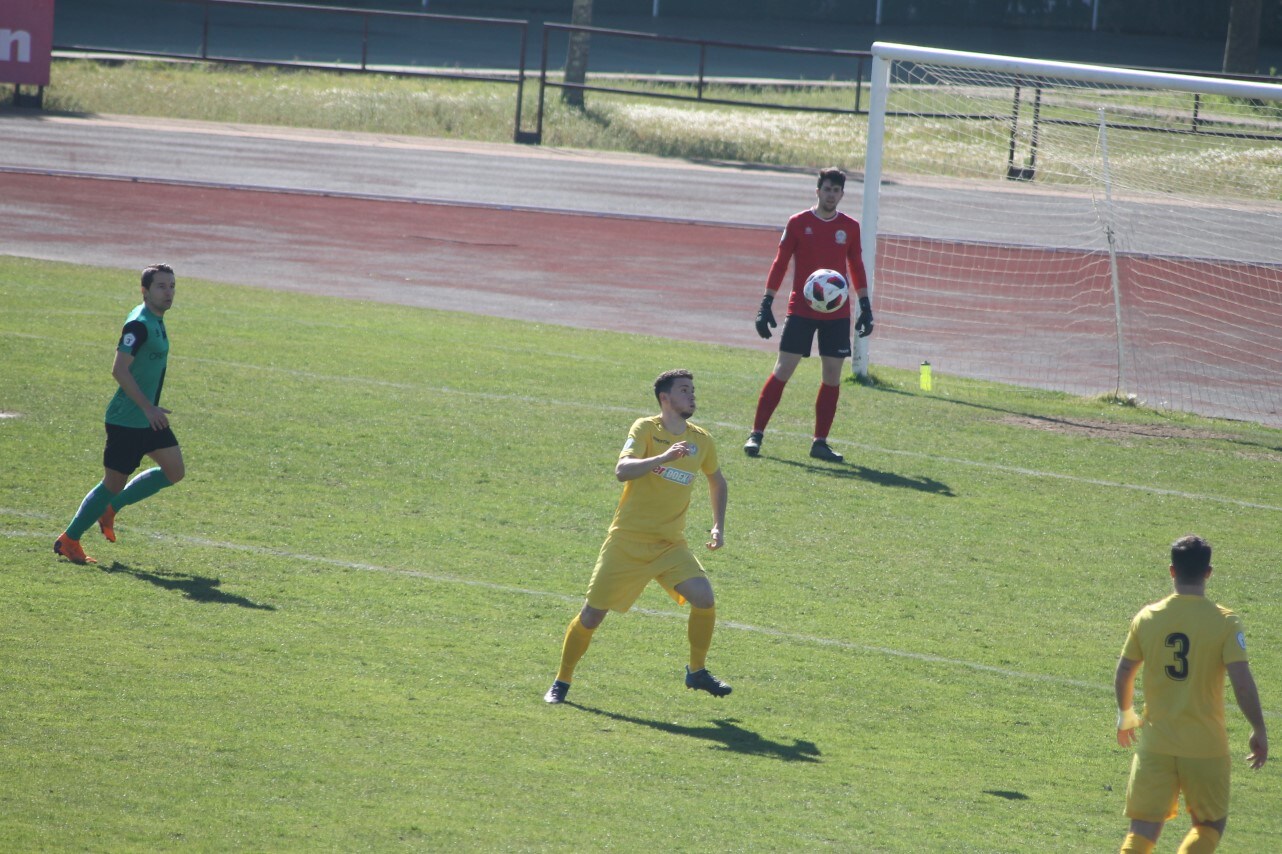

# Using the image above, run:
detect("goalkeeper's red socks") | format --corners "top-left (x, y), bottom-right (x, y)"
top-left (753, 374), bottom-right (787, 433)
top-left (815, 382), bottom-right (840, 440)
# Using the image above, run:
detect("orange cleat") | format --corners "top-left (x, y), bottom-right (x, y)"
top-left (98, 504), bottom-right (117, 543)
top-left (54, 533), bottom-right (97, 565)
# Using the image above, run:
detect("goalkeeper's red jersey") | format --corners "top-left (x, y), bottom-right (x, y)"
top-left (766, 209), bottom-right (868, 320)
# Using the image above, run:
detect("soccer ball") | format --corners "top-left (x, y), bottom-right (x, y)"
top-left (802, 269), bottom-right (849, 313)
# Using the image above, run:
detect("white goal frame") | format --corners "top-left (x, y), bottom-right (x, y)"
top-left (856, 42), bottom-right (1282, 426)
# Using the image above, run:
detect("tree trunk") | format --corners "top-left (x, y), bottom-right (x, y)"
top-left (562, 0), bottom-right (594, 108)
top-left (1222, 0), bottom-right (1263, 75)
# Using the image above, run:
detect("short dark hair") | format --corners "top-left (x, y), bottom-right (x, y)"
top-left (141, 263), bottom-right (174, 290)
top-left (1171, 535), bottom-right (1212, 583)
top-left (654, 369), bottom-right (693, 403)
top-left (817, 167), bottom-right (846, 189)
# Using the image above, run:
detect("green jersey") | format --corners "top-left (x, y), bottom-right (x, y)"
top-left (105, 303), bottom-right (170, 428)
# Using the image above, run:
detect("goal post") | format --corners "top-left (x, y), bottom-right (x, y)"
top-left (857, 42), bottom-right (1282, 427)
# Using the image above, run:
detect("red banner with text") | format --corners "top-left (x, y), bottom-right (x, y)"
top-left (1, 0), bottom-right (55, 86)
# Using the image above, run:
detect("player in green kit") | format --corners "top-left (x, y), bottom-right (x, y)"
top-left (54, 264), bottom-right (186, 565)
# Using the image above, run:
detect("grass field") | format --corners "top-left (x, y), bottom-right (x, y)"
top-left (1, 255), bottom-right (1279, 850)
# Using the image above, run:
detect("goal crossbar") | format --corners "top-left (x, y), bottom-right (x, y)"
top-left (870, 41), bottom-right (1282, 101)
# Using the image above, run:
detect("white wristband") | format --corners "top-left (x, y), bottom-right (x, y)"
top-left (1117, 707), bottom-right (1142, 730)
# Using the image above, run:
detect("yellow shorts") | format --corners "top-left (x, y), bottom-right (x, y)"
top-left (585, 533), bottom-right (706, 613)
top-left (1124, 750), bottom-right (1231, 824)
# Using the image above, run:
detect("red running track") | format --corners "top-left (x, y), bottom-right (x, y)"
top-left (874, 235), bottom-right (1282, 426)
top-left (3, 171), bottom-right (1279, 425)
top-left (0, 171), bottom-right (780, 353)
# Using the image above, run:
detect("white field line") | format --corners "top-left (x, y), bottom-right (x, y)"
top-left (0, 522), bottom-right (1101, 694)
top-left (7, 518), bottom-right (1280, 720)
top-left (176, 355), bottom-right (1282, 514)
top-left (5, 331), bottom-right (1280, 512)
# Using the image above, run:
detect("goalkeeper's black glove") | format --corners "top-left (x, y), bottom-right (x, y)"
top-left (754, 293), bottom-right (777, 339)
top-left (854, 295), bottom-right (874, 338)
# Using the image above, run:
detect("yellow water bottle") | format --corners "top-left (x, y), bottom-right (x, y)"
top-left (920, 361), bottom-right (933, 391)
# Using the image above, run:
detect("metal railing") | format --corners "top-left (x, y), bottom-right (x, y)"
top-left (52, 0), bottom-right (532, 143)
top-left (43, 4), bottom-right (1282, 157)
top-left (529, 23), bottom-right (872, 145)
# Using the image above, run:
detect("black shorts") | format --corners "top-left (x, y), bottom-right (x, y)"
top-left (779, 314), bottom-right (852, 359)
top-left (103, 422), bottom-right (180, 475)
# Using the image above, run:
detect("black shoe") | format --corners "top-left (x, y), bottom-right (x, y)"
top-left (685, 666), bottom-right (732, 697)
top-left (743, 432), bottom-right (763, 457)
top-left (544, 680), bottom-right (570, 704)
top-left (809, 440), bottom-right (844, 463)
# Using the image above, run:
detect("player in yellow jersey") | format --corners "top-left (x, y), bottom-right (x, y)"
top-left (1114, 535), bottom-right (1268, 854)
top-left (544, 369), bottom-right (730, 704)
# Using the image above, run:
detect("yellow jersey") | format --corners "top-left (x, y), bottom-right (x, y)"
top-left (610, 416), bottom-right (719, 544)
top-left (1122, 593), bottom-right (1249, 758)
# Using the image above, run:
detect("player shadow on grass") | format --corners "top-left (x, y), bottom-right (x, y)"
top-left (100, 562), bottom-right (275, 610)
top-left (570, 704), bottom-right (821, 763)
top-left (771, 457), bottom-right (955, 496)
top-left (983, 789), bottom-right (1029, 800)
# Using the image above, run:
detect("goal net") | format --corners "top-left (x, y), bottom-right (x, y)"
top-left (857, 42), bottom-right (1282, 427)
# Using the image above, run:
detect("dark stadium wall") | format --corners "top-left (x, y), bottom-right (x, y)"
top-left (263, 0), bottom-right (1282, 47)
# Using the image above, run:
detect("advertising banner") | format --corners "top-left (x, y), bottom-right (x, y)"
top-left (1, 0), bottom-right (55, 86)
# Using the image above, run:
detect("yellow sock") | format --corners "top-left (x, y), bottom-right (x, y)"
top-left (687, 606), bottom-right (716, 671)
top-left (555, 615), bottom-right (595, 683)
top-left (1121, 832), bottom-right (1157, 854)
top-left (1177, 825), bottom-right (1221, 854)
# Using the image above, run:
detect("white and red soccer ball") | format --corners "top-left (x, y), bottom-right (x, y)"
top-left (802, 269), bottom-right (849, 313)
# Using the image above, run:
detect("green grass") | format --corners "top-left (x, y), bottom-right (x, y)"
top-left (2, 255), bottom-right (1280, 851)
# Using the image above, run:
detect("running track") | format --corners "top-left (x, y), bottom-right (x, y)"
top-left (2, 126), bottom-right (1280, 426)
top-left (0, 170), bottom-right (780, 352)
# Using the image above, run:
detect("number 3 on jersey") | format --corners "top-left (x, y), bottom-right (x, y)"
top-left (1165, 632), bottom-right (1190, 680)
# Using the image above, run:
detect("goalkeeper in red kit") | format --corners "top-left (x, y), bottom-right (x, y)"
top-left (745, 167), bottom-right (872, 463)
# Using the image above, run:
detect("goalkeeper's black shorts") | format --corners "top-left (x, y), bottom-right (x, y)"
top-left (779, 314), bottom-right (852, 359)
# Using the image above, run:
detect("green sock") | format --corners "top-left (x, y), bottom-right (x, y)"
top-left (66, 482), bottom-right (115, 540)
top-left (112, 468), bottom-right (173, 510)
